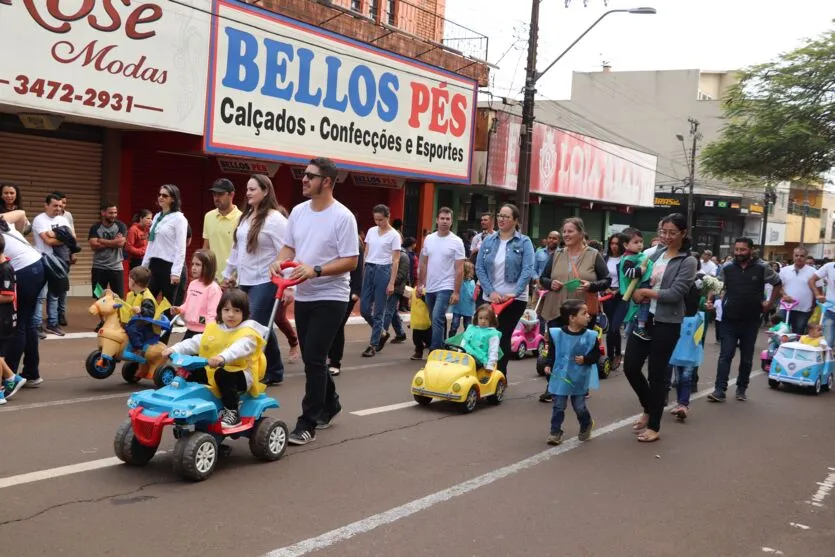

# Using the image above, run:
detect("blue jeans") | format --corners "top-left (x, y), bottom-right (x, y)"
top-left (424, 290), bottom-right (452, 350)
top-left (47, 290), bottom-right (65, 327)
top-left (823, 310), bottom-right (835, 347)
top-left (5, 260), bottom-right (46, 379)
top-left (779, 308), bottom-right (812, 335)
top-left (550, 394), bottom-right (592, 434)
top-left (382, 291), bottom-right (406, 337)
top-left (714, 320), bottom-right (759, 393)
top-left (674, 365), bottom-right (694, 406)
top-left (360, 263), bottom-right (392, 346)
top-left (33, 284), bottom-right (46, 328)
top-left (240, 282), bottom-right (284, 382)
top-left (449, 313), bottom-right (472, 336)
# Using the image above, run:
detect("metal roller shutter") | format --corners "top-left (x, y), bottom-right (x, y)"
top-left (0, 132), bottom-right (102, 293)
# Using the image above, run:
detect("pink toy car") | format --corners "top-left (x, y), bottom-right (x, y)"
top-left (511, 290), bottom-right (547, 360)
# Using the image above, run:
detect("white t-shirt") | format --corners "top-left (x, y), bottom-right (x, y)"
top-left (484, 238), bottom-right (529, 302)
top-left (648, 253), bottom-right (671, 315)
top-left (421, 232), bottom-right (465, 293)
top-left (224, 211), bottom-right (287, 286)
top-left (606, 256), bottom-right (620, 289)
top-left (700, 259), bottom-right (718, 277)
top-left (2, 228), bottom-right (42, 270)
top-left (365, 226), bottom-right (402, 265)
top-left (283, 200), bottom-right (359, 302)
top-left (32, 212), bottom-right (71, 255)
top-left (779, 264), bottom-right (816, 312)
top-left (815, 262), bottom-right (835, 304)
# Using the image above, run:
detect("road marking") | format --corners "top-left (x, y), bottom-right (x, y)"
top-left (0, 393), bottom-right (130, 413)
top-left (351, 401), bottom-right (418, 416)
top-left (806, 466), bottom-right (835, 508)
top-left (263, 377), bottom-right (752, 557)
top-left (762, 548), bottom-right (784, 555)
top-left (789, 522), bottom-right (810, 530)
top-left (0, 457), bottom-right (120, 490)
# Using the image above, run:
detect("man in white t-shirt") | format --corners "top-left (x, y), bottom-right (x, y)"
top-left (417, 207), bottom-right (466, 352)
top-left (811, 257), bottom-right (835, 346)
top-left (700, 250), bottom-right (718, 276)
top-left (272, 157), bottom-right (359, 446)
top-left (32, 193), bottom-right (74, 337)
top-left (359, 204), bottom-right (402, 357)
top-left (778, 247), bottom-right (816, 334)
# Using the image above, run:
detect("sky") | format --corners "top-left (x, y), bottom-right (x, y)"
top-left (444, 0), bottom-right (835, 102)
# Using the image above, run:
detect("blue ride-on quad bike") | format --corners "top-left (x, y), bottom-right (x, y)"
top-left (113, 264), bottom-right (302, 481)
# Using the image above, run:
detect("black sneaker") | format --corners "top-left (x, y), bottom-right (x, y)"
top-left (362, 345), bottom-right (376, 357)
top-left (376, 332), bottom-right (390, 352)
top-left (220, 408), bottom-right (241, 428)
top-left (45, 325), bottom-right (65, 337)
top-left (632, 327), bottom-right (652, 341)
top-left (316, 403), bottom-right (342, 430)
top-left (735, 389), bottom-right (748, 402)
top-left (391, 334), bottom-right (407, 344)
top-left (539, 392), bottom-right (553, 403)
top-left (410, 349), bottom-right (423, 361)
top-left (59, 314), bottom-right (68, 327)
top-left (707, 391), bottom-right (726, 403)
top-left (37, 327), bottom-right (47, 340)
top-left (288, 427), bottom-right (316, 446)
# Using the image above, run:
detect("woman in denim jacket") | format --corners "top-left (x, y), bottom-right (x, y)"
top-left (475, 203), bottom-right (535, 377)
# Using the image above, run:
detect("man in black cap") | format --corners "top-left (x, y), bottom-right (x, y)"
top-left (202, 178), bottom-right (241, 282)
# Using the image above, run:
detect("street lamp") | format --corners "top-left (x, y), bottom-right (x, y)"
top-left (676, 120), bottom-right (700, 235)
top-left (515, 5), bottom-right (657, 230)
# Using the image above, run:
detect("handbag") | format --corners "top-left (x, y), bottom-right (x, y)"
top-left (2, 231), bottom-right (69, 294)
top-left (569, 250), bottom-right (600, 315)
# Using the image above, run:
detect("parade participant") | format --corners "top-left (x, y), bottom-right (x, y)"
top-left (272, 157), bottom-right (359, 446)
top-left (534, 231), bottom-right (561, 278)
top-left (360, 204), bottom-right (401, 357)
top-left (449, 261), bottom-right (476, 335)
top-left (603, 232), bottom-right (623, 368)
top-left (668, 310), bottom-right (706, 421)
top-left (164, 288), bottom-right (268, 428)
top-left (777, 247), bottom-right (815, 334)
top-left (327, 234), bottom-right (364, 376)
top-left (469, 212), bottom-right (495, 261)
top-left (125, 210), bottom-right (151, 270)
top-left (89, 203), bottom-right (128, 299)
top-left (0, 234), bottom-right (25, 403)
top-left (272, 205), bottom-right (301, 364)
top-left (121, 266), bottom-right (161, 356)
top-left (543, 300), bottom-right (599, 446)
top-left (460, 304), bottom-right (501, 372)
top-left (202, 178), bottom-right (242, 282)
top-left (141, 185), bottom-right (188, 311)
top-left (799, 322), bottom-right (825, 348)
top-left (172, 250), bottom-right (222, 340)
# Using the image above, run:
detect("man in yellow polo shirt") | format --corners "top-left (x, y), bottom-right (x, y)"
top-left (203, 178), bottom-right (242, 282)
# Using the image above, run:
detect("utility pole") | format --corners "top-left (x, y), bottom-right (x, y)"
top-left (514, 0), bottom-right (540, 232)
top-left (686, 118), bottom-right (700, 236)
top-left (759, 184), bottom-right (776, 255)
top-left (799, 186), bottom-right (810, 247)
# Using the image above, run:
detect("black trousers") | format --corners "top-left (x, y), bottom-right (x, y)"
top-left (147, 258), bottom-right (177, 305)
top-left (496, 299), bottom-right (527, 377)
top-left (622, 319), bottom-right (681, 432)
top-left (190, 367), bottom-right (248, 410)
top-left (91, 268), bottom-right (124, 299)
top-left (328, 298), bottom-right (358, 369)
top-left (295, 300), bottom-right (347, 432)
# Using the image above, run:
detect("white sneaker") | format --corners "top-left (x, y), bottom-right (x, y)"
top-left (329, 366), bottom-right (340, 376)
top-left (23, 377), bottom-right (43, 388)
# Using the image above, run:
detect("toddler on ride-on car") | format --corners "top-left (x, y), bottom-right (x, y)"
top-left (163, 288), bottom-right (268, 428)
top-left (121, 266), bottom-right (159, 355)
top-left (461, 304), bottom-right (502, 378)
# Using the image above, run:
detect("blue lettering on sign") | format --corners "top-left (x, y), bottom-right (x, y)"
top-left (219, 26), bottom-right (400, 119)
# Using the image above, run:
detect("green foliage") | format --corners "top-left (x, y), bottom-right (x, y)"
top-left (702, 25), bottom-right (835, 184)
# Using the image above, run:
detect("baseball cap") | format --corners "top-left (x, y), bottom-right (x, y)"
top-left (209, 179), bottom-right (234, 193)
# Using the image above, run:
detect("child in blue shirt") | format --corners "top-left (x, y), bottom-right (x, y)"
top-left (449, 261), bottom-right (476, 336)
top-left (543, 299), bottom-right (600, 445)
top-left (668, 311), bottom-right (705, 421)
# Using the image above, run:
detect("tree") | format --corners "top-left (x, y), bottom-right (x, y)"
top-left (701, 25), bottom-right (835, 184)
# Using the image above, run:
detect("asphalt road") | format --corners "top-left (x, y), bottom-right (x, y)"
top-left (1, 326), bottom-right (833, 557)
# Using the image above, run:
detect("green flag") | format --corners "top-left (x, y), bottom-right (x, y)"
top-left (93, 284), bottom-right (104, 299)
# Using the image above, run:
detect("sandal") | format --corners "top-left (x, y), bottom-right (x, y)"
top-left (631, 414), bottom-right (649, 431)
top-left (637, 430), bottom-right (660, 443)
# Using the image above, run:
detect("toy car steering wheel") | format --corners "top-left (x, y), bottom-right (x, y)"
top-left (271, 261), bottom-right (306, 299)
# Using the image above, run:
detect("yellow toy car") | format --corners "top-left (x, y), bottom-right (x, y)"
top-left (411, 347), bottom-right (507, 413)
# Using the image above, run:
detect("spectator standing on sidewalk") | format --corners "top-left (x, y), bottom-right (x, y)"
top-left (125, 210), bottom-right (151, 270)
top-left (707, 238), bottom-right (781, 403)
top-left (0, 183), bottom-right (31, 234)
top-left (534, 231), bottom-right (561, 278)
top-left (272, 157), bottom-right (359, 446)
top-left (777, 247), bottom-right (816, 334)
top-left (89, 203), bottom-right (127, 299)
top-left (360, 204), bottom-right (401, 357)
top-left (417, 207), bottom-right (466, 350)
top-left (202, 178), bottom-right (242, 282)
top-left (54, 191), bottom-right (75, 327)
top-left (469, 212), bottom-right (495, 263)
top-left (32, 194), bottom-right (74, 337)
top-left (327, 234), bottom-right (364, 377)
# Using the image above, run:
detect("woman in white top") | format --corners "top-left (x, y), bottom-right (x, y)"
top-left (222, 174), bottom-right (287, 384)
top-left (359, 204), bottom-right (401, 357)
top-left (603, 232), bottom-right (624, 369)
top-left (141, 184), bottom-right (188, 308)
top-left (0, 210), bottom-right (46, 385)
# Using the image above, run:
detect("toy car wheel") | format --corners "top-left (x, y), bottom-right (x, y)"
top-left (597, 357), bottom-right (612, 380)
top-left (85, 350), bottom-right (116, 379)
top-left (249, 417), bottom-right (288, 462)
top-left (515, 342), bottom-right (527, 360)
top-left (812, 377), bottom-right (822, 395)
top-left (823, 373), bottom-right (833, 393)
top-left (536, 340), bottom-right (546, 358)
top-left (121, 362), bottom-right (141, 384)
top-left (413, 394), bottom-right (432, 406)
top-left (173, 432), bottom-right (218, 481)
top-left (487, 378), bottom-right (506, 405)
top-left (114, 420), bottom-right (157, 466)
top-left (535, 352), bottom-right (548, 377)
top-left (460, 386), bottom-right (479, 414)
top-left (153, 364), bottom-right (177, 389)
top-left (767, 379), bottom-right (780, 389)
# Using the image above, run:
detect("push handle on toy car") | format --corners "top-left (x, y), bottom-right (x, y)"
top-left (265, 261), bottom-right (306, 342)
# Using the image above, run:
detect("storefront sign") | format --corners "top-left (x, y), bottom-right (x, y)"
top-left (654, 195), bottom-right (682, 207)
top-left (0, 0), bottom-right (211, 134)
top-left (217, 158), bottom-right (280, 176)
top-left (204, 0), bottom-right (477, 183)
top-left (486, 112), bottom-right (656, 207)
top-left (351, 174), bottom-right (404, 189)
top-left (749, 202), bottom-right (764, 214)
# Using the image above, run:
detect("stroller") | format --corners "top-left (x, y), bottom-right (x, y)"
top-left (511, 289), bottom-right (547, 360)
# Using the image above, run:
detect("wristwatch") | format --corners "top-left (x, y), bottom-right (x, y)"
top-left (314, 265), bottom-right (322, 277)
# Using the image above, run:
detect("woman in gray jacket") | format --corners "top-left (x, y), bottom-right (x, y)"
top-left (623, 213), bottom-right (697, 442)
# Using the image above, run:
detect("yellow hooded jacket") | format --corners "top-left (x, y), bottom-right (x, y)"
top-left (198, 321), bottom-right (267, 398)
top-left (119, 289), bottom-right (170, 331)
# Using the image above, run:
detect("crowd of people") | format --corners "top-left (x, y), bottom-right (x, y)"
top-left (2, 165), bottom-right (826, 448)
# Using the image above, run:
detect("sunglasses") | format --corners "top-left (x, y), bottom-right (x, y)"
top-left (158, 193), bottom-right (171, 198)
top-left (303, 171), bottom-right (323, 180)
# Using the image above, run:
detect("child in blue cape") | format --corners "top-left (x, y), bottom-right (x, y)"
top-left (543, 299), bottom-right (600, 445)
top-left (668, 311), bottom-right (705, 421)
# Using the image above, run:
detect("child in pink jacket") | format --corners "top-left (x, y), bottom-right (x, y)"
top-left (172, 249), bottom-right (223, 339)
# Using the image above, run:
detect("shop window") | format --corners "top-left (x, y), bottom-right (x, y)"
top-left (386, 0), bottom-right (396, 24)
top-left (350, 0), bottom-right (361, 12)
top-left (369, 0), bottom-right (378, 18)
